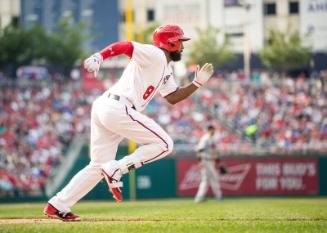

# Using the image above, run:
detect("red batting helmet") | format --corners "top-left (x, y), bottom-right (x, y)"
top-left (153, 25), bottom-right (190, 52)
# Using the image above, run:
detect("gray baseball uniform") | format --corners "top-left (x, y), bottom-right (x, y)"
top-left (194, 132), bottom-right (222, 203)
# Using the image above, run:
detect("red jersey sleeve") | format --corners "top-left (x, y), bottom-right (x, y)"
top-left (100, 41), bottom-right (134, 59)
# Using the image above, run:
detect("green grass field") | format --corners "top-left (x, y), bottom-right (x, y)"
top-left (0, 198), bottom-right (326, 233)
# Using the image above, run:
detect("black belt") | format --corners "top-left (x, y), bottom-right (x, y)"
top-left (108, 93), bottom-right (136, 110)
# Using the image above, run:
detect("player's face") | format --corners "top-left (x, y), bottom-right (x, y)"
top-left (209, 129), bottom-right (215, 136)
top-left (169, 41), bottom-right (184, 61)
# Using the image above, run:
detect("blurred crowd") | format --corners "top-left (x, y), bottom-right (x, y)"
top-left (0, 76), bottom-right (96, 197)
top-left (150, 71), bottom-right (327, 155)
top-left (0, 70), bottom-right (326, 196)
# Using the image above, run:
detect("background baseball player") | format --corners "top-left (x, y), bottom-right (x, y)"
top-left (43, 24), bottom-right (214, 221)
top-left (194, 125), bottom-right (223, 203)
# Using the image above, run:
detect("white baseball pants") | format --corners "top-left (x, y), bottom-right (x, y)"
top-left (49, 94), bottom-right (173, 212)
top-left (194, 160), bottom-right (222, 202)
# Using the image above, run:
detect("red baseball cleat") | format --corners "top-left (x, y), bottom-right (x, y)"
top-left (101, 168), bottom-right (123, 202)
top-left (43, 203), bottom-right (80, 222)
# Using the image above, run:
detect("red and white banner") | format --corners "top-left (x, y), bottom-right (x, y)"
top-left (177, 158), bottom-right (319, 196)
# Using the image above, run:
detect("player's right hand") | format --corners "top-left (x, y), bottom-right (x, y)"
top-left (192, 63), bottom-right (214, 88)
top-left (84, 53), bottom-right (103, 77)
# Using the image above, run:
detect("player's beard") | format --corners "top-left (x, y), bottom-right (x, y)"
top-left (169, 51), bottom-right (182, 61)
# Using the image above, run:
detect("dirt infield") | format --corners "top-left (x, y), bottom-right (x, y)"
top-left (0, 218), bottom-right (62, 224)
top-left (0, 218), bottom-right (167, 224)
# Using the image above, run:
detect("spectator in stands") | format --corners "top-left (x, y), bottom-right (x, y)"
top-left (0, 80), bottom-right (91, 196)
top-left (1, 70), bottom-right (326, 197)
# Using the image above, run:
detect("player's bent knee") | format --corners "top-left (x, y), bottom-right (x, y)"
top-left (154, 135), bottom-right (173, 156)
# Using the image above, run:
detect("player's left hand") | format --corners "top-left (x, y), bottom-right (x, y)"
top-left (84, 53), bottom-right (103, 77)
top-left (192, 63), bottom-right (214, 87)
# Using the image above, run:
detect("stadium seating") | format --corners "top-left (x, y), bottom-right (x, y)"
top-left (0, 79), bottom-right (94, 196)
top-left (0, 71), bottom-right (326, 196)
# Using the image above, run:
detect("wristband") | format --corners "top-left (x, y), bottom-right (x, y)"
top-left (192, 80), bottom-right (202, 88)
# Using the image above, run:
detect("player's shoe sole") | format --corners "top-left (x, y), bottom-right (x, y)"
top-left (101, 169), bottom-right (123, 202)
top-left (43, 203), bottom-right (80, 222)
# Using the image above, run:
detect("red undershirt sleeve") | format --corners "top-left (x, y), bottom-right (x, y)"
top-left (100, 41), bottom-right (134, 59)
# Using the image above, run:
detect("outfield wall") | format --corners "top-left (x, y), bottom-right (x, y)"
top-left (1, 145), bottom-right (326, 203)
top-left (124, 153), bottom-right (326, 199)
top-left (94, 145), bottom-right (326, 199)
top-left (319, 157), bottom-right (327, 195)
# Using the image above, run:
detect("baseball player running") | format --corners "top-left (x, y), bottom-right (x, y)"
top-left (44, 24), bottom-right (214, 221)
top-left (194, 125), bottom-right (222, 203)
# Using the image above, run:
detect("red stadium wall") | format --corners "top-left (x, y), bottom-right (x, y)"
top-left (177, 158), bottom-right (319, 196)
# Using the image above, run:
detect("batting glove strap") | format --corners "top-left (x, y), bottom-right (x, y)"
top-left (192, 80), bottom-right (203, 88)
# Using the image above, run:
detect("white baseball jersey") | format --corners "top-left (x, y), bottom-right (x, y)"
top-left (48, 41), bottom-right (177, 213)
top-left (108, 41), bottom-right (178, 112)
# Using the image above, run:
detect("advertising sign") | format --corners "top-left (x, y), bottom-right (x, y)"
top-left (300, 0), bottom-right (327, 51)
top-left (177, 158), bottom-right (318, 196)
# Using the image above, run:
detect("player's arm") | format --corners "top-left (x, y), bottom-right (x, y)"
top-left (165, 63), bottom-right (214, 105)
top-left (164, 84), bottom-right (198, 105)
top-left (84, 41), bottom-right (134, 76)
top-left (196, 135), bottom-right (207, 162)
top-left (100, 41), bottom-right (134, 58)
top-left (197, 135), bottom-right (207, 153)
